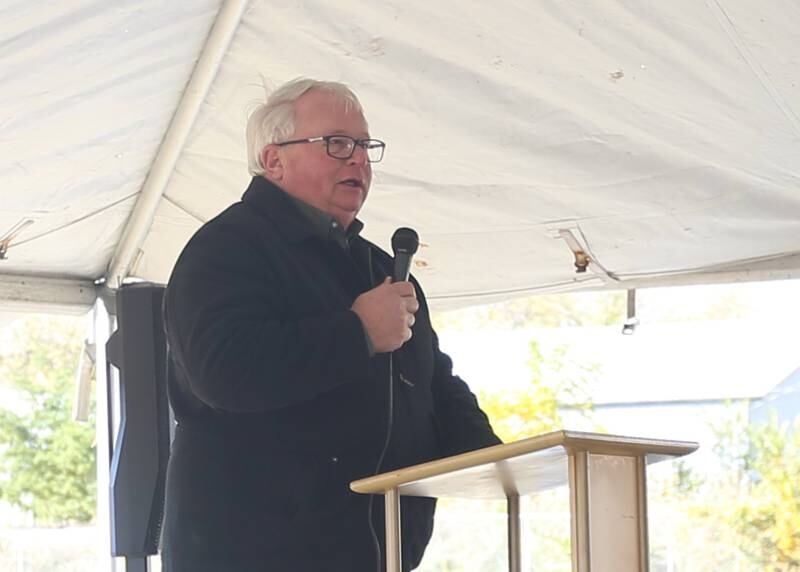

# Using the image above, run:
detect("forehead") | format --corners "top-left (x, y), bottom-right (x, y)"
top-left (292, 89), bottom-right (369, 137)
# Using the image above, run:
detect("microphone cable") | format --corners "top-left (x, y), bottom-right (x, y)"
top-left (367, 352), bottom-right (395, 572)
top-left (365, 246), bottom-right (396, 572)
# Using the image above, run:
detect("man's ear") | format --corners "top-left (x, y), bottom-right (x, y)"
top-left (261, 145), bottom-right (284, 181)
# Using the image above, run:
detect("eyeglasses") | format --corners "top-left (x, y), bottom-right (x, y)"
top-left (276, 135), bottom-right (386, 163)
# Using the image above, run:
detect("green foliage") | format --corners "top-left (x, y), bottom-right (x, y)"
top-left (428, 288), bottom-right (793, 569)
top-left (432, 290), bottom-right (626, 331)
top-left (479, 340), bottom-right (596, 444)
top-left (653, 408), bottom-right (800, 570)
top-left (643, 288), bottom-right (747, 323)
top-left (0, 316), bottom-right (96, 525)
top-left (729, 415), bottom-right (800, 569)
top-left (421, 336), bottom-right (596, 571)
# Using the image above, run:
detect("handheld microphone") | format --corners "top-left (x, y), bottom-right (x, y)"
top-left (391, 227), bottom-right (419, 283)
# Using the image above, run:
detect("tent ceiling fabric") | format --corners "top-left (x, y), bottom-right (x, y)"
top-left (2, 0), bottom-right (799, 311)
top-left (1, 0), bottom-right (221, 278)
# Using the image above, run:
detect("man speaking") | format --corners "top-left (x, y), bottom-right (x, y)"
top-left (161, 77), bottom-right (500, 571)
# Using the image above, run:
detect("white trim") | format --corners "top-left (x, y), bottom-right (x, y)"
top-left (0, 274), bottom-right (96, 313)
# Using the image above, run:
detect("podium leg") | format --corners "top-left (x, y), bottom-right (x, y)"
top-left (636, 456), bottom-right (650, 572)
top-left (385, 487), bottom-right (402, 572)
top-left (569, 451), bottom-right (648, 572)
top-left (569, 451), bottom-right (591, 572)
top-left (507, 494), bottom-right (521, 572)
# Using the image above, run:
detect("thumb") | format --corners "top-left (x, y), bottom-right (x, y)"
top-left (373, 276), bottom-right (392, 292)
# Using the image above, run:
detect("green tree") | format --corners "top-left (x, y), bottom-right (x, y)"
top-left (724, 414), bottom-right (800, 569)
top-left (420, 337), bottom-right (598, 571)
top-left (432, 290), bottom-right (625, 332)
top-left (0, 316), bottom-right (96, 525)
top-left (651, 408), bottom-right (800, 571)
top-left (478, 340), bottom-right (596, 442)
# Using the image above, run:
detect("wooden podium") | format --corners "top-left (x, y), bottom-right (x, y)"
top-left (351, 430), bottom-right (698, 572)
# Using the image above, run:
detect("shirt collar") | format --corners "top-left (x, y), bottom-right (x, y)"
top-left (241, 176), bottom-right (364, 249)
top-left (286, 193), bottom-right (364, 251)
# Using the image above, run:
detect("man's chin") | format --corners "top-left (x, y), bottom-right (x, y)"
top-left (332, 204), bottom-right (362, 227)
top-left (334, 196), bottom-right (365, 214)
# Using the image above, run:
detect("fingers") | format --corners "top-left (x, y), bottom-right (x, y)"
top-left (353, 277), bottom-right (419, 352)
top-left (402, 307), bottom-right (415, 346)
top-left (390, 281), bottom-right (416, 298)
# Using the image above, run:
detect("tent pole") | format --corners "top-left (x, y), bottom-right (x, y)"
top-left (105, 0), bottom-right (249, 289)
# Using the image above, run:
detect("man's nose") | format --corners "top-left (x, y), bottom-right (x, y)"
top-left (348, 144), bottom-right (369, 166)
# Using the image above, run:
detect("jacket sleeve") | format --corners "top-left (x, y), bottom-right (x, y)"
top-left (414, 283), bottom-right (502, 455)
top-left (164, 225), bottom-right (372, 413)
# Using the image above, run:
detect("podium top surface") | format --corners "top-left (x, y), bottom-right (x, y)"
top-left (350, 430), bottom-right (698, 500)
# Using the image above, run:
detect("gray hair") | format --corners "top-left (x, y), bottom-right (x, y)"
top-left (245, 78), bottom-right (364, 176)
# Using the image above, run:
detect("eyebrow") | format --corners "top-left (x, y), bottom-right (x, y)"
top-left (329, 129), bottom-right (371, 138)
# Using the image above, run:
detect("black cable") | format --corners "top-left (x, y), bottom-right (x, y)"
top-left (368, 352), bottom-right (395, 572)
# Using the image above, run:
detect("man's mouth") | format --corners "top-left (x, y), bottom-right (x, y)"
top-left (339, 178), bottom-right (363, 189)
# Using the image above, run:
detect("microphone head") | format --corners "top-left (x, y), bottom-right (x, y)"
top-left (391, 227), bottom-right (419, 255)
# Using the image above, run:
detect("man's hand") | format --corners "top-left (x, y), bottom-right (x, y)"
top-left (351, 277), bottom-right (419, 353)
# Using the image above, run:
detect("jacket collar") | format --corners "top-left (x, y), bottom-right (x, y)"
top-left (241, 176), bottom-right (364, 245)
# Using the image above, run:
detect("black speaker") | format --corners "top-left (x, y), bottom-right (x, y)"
top-left (106, 283), bottom-right (171, 559)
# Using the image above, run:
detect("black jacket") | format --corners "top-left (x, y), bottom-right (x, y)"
top-left (161, 176), bottom-right (500, 571)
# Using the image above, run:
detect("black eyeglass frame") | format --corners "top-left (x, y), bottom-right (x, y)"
top-left (275, 135), bottom-right (386, 163)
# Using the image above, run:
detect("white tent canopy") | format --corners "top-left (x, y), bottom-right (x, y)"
top-left (3, 0), bottom-right (799, 314)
